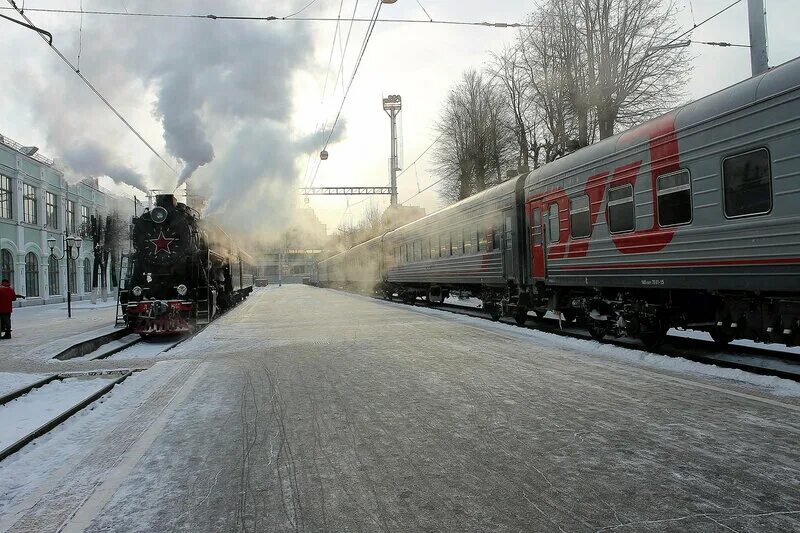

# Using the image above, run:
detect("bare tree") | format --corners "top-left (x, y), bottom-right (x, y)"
top-left (433, 70), bottom-right (514, 203)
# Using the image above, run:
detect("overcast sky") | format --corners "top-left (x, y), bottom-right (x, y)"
top-left (0, 0), bottom-right (797, 238)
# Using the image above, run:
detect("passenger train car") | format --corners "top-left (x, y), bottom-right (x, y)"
top-left (318, 56), bottom-right (800, 348)
top-left (121, 194), bottom-right (255, 336)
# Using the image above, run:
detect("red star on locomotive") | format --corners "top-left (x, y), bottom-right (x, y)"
top-left (149, 231), bottom-right (177, 255)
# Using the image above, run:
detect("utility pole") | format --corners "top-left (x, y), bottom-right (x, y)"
top-left (383, 95), bottom-right (402, 206)
top-left (748, 0), bottom-right (769, 76)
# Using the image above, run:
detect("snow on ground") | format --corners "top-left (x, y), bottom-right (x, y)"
top-left (669, 327), bottom-right (800, 356)
top-left (0, 376), bottom-right (116, 451)
top-left (106, 338), bottom-right (178, 360)
top-left (358, 293), bottom-right (800, 397)
top-left (0, 361), bottom-right (188, 523)
top-left (444, 295), bottom-right (483, 308)
top-left (0, 372), bottom-right (49, 397)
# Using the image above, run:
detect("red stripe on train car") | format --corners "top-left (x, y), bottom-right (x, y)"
top-left (559, 257), bottom-right (800, 270)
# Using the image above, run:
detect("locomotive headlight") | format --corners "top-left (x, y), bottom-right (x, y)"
top-left (151, 206), bottom-right (168, 224)
top-left (176, 284), bottom-right (188, 296)
top-left (132, 286), bottom-right (143, 297)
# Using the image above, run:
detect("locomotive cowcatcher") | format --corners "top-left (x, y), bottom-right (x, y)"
top-left (121, 194), bottom-right (253, 336)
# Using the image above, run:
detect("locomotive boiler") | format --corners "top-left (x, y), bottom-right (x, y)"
top-left (121, 194), bottom-right (254, 336)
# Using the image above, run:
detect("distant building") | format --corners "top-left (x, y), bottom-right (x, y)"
top-left (256, 207), bottom-right (327, 284)
top-left (0, 132), bottom-right (118, 306)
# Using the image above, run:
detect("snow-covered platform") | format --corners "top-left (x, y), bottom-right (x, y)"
top-left (1, 285), bottom-right (799, 532)
top-left (0, 300), bottom-right (119, 373)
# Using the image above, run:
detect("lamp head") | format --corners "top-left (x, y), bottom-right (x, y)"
top-left (74, 237), bottom-right (83, 250)
top-left (47, 236), bottom-right (56, 251)
top-left (66, 235), bottom-right (75, 248)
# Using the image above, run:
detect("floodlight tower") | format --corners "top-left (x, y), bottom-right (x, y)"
top-left (383, 94), bottom-right (402, 206)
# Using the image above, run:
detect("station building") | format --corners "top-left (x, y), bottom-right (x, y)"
top-left (0, 132), bottom-right (117, 306)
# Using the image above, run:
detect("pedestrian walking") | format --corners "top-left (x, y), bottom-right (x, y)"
top-left (0, 279), bottom-right (25, 339)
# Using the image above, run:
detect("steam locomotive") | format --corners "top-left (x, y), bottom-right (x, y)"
top-left (121, 194), bottom-right (254, 336)
top-left (317, 55), bottom-right (800, 349)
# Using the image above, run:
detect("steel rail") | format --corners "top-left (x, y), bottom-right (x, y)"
top-left (0, 371), bottom-right (136, 462)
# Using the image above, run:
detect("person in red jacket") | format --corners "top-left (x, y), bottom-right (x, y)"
top-left (0, 279), bottom-right (25, 339)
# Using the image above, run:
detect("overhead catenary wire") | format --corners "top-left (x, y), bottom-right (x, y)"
top-left (662, 0), bottom-right (744, 49)
top-left (308, 0), bottom-right (382, 189)
top-left (4, 1), bottom-right (177, 176)
top-left (0, 6), bottom-right (533, 28)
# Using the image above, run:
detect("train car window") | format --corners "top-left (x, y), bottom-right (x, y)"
top-left (504, 215), bottom-right (513, 250)
top-left (414, 241), bottom-right (421, 262)
top-left (471, 227), bottom-right (479, 253)
top-left (463, 227), bottom-right (473, 255)
top-left (493, 218), bottom-right (502, 250)
top-left (431, 236), bottom-right (439, 259)
top-left (722, 148), bottom-right (772, 218)
top-left (657, 170), bottom-right (692, 226)
top-left (451, 230), bottom-right (461, 256)
top-left (440, 234), bottom-right (450, 257)
top-left (547, 204), bottom-right (560, 242)
top-left (478, 224), bottom-right (487, 252)
top-left (570, 196), bottom-right (591, 238)
top-left (607, 185), bottom-right (635, 233)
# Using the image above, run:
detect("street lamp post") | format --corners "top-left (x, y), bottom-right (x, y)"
top-left (48, 233), bottom-right (83, 318)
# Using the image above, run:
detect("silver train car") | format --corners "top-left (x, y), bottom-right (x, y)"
top-left (318, 56), bottom-right (800, 347)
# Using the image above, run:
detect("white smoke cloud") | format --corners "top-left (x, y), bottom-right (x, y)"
top-left (4, 0), bottom-right (338, 235)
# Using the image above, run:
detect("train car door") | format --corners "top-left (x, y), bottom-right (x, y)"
top-left (530, 202), bottom-right (546, 280)
top-left (502, 211), bottom-right (514, 279)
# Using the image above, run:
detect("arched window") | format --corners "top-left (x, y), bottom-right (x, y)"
top-left (1, 249), bottom-right (13, 284)
top-left (48, 255), bottom-right (60, 296)
top-left (25, 252), bottom-right (39, 297)
top-left (68, 257), bottom-right (77, 294)
top-left (83, 258), bottom-right (91, 293)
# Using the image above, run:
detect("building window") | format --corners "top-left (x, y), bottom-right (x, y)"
top-left (48, 255), bottom-right (60, 296)
top-left (46, 191), bottom-right (58, 229)
top-left (723, 148), bottom-right (772, 218)
top-left (657, 170), bottom-right (692, 227)
top-left (81, 205), bottom-right (90, 235)
top-left (1, 249), bottom-right (13, 283)
top-left (0, 175), bottom-right (11, 219)
top-left (68, 257), bottom-right (77, 294)
top-left (570, 195), bottom-right (591, 238)
top-left (547, 203), bottom-right (560, 242)
top-left (25, 252), bottom-right (39, 297)
top-left (607, 185), bottom-right (635, 233)
top-left (66, 200), bottom-right (76, 233)
top-left (23, 183), bottom-right (37, 224)
top-left (84, 257), bottom-right (92, 292)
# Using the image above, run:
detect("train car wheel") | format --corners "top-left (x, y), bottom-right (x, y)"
top-left (710, 328), bottom-right (733, 348)
top-left (486, 304), bottom-right (501, 322)
top-left (514, 310), bottom-right (528, 327)
top-left (588, 321), bottom-right (606, 341)
top-left (534, 310), bottom-right (546, 319)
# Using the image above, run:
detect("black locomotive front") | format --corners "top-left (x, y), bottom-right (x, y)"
top-left (122, 193), bottom-right (221, 335)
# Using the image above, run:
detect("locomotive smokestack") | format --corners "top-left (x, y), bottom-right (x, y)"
top-left (155, 194), bottom-right (178, 208)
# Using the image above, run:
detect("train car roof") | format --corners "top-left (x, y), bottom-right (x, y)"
top-left (523, 54), bottom-right (800, 191)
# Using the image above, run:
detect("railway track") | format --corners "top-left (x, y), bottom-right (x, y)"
top-left (0, 327), bottom-right (200, 462)
top-left (0, 370), bottom-right (136, 461)
top-left (372, 294), bottom-right (800, 382)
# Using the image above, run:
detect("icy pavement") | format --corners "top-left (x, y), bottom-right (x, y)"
top-left (0, 285), bottom-right (799, 532)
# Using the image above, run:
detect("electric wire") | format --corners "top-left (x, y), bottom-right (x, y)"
top-left (308, 0), bottom-right (382, 189)
top-left (0, 6), bottom-right (533, 28)
top-left (284, 0), bottom-right (322, 19)
top-left (5, 1), bottom-right (177, 176)
top-left (395, 132), bottom-right (443, 181)
top-left (663, 0), bottom-right (744, 48)
top-left (415, 0), bottom-right (433, 22)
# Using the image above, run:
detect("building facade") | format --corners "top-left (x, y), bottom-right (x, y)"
top-left (0, 132), bottom-right (114, 306)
